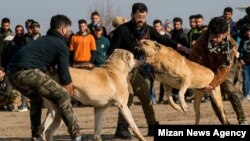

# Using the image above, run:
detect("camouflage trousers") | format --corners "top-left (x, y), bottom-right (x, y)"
top-left (217, 62), bottom-right (247, 123)
top-left (0, 89), bottom-right (21, 110)
top-left (8, 69), bottom-right (80, 139)
top-left (117, 70), bottom-right (157, 125)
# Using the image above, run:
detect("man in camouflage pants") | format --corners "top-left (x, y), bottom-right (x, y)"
top-left (215, 60), bottom-right (248, 124)
top-left (7, 15), bottom-right (83, 141)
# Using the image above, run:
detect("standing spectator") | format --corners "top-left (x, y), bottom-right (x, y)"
top-left (189, 14), bottom-right (205, 48)
top-left (187, 15), bottom-right (197, 48)
top-left (153, 19), bottom-right (166, 36)
top-left (26, 21), bottom-right (42, 43)
top-left (7, 14), bottom-right (84, 141)
top-left (107, 2), bottom-right (188, 139)
top-left (222, 7), bottom-right (238, 41)
top-left (172, 17), bottom-right (189, 55)
top-left (88, 11), bottom-right (108, 37)
top-left (0, 17), bottom-right (14, 66)
top-left (164, 19), bottom-right (173, 38)
top-left (24, 19), bottom-right (34, 38)
top-left (0, 17), bottom-right (14, 40)
top-left (0, 67), bottom-right (19, 112)
top-left (69, 19), bottom-right (96, 69)
top-left (2, 25), bottom-right (26, 69)
top-left (189, 17), bottom-right (247, 125)
top-left (237, 6), bottom-right (250, 39)
top-left (239, 25), bottom-right (250, 101)
top-left (92, 23), bottom-right (110, 67)
top-left (108, 16), bottom-right (128, 41)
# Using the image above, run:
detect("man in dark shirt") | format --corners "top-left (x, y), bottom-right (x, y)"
top-left (107, 2), bottom-right (188, 140)
top-left (7, 15), bottom-right (83, 141)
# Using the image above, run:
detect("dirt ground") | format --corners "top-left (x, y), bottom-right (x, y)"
top-left (0, 88), bottom-right (249, 141)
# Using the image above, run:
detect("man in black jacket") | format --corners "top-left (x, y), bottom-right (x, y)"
top-left (7, 15), bottom-right (83, 141)
top-left (107, 2), bottom-right (188, 139)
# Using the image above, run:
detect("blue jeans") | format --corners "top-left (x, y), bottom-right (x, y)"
top-left (150, 82), bottom-right (156, 104)
top-left (242, 64), bottom-right (250, 98)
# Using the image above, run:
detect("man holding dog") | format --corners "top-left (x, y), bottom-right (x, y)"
top-left (189, 17), bottom-right (247, 125)
top-left (107, 2), bottom-right (189, 139)
top-left (7, 15), bottom-right (84, 141)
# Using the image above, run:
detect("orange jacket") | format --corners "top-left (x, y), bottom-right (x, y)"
top-left (69, 34), bottom-right (96, 62)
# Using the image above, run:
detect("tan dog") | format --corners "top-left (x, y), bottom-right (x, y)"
top-left (39, 49), bottom-right (147, 141)
top-left (138, 39), bottom-right (229, 124)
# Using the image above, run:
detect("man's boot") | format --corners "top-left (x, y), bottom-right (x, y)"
top-left (115, 123), bottom-right (133, 139)
top-left (147, 121), bottom-right (159, 136)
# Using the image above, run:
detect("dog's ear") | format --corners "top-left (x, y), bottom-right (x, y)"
top-left (142, 40), bottom-right (149, 46)
top-left (123, 51), bottom-right (134, 69)
top-left (154, 41), bottom-right (161, 51)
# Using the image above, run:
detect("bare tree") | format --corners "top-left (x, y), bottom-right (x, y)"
top-left (88, 0), bottom-right (121, 33)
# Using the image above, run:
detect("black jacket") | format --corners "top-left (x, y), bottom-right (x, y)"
top-left (0, 76), bottom-right (12, 97)
top-left (107, 20), bottom-right (178, 55)
top-left (8, 29), bottom-right (72, 85)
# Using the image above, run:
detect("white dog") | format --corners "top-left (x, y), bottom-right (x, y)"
top-left (39, 49), bottom-right (147, 141)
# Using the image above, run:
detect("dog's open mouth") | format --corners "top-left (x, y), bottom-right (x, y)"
top-left (134, 46), bottom-right (146, 66)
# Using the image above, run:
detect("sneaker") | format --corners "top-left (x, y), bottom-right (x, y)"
top-left (18, 104), bottom-right (29, 112)
top-left (242, 95), bottom-right (250, 101)
top-left (247, 95), bottom-right (250, 100)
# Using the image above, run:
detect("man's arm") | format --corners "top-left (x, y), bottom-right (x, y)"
top-left (57, 45), bottom-right (72, 86)
top-left (149, 26), bottom-right (178, 49)
top-left (149, 26), bottom-right (190, 54)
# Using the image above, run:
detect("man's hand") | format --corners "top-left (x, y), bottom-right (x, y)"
top-left (240, 59), bottom-right (245, 65)
top-left (177, 44), bottom-right (191, 54)
top-left (202, 85), bottom-right (214, 92)
top-left (63, 83), bottom-right (73, 96)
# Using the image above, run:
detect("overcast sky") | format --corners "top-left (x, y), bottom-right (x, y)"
top-left (1, 0), bottom-right (249, 35)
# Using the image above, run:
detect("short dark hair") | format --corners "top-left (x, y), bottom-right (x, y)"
top-left (91, 11), bottom-right (100, 17)
top-left (50, 14), bottom-right (71, 29)
top-left (132, 3), bottom-right (148, 14)
top-left (173, 17), bottom-right (183, 24)
top-left (195, 14), bottom-right (203, 19)
top-left (78, 19), bottom-right (87, 25)
top-left (15, 24), bottom-right (24, 30)
top-left (189, 15), bottom-right (196, 20)
top-left (25, 19), bottom-right (34, 27)
top-left (224, 7), bottom-right (233, 13)
top-left (153, 19), bottom-right (162, 25)
top-left (208, 17), bottom-right (228, 34)
top-left (1, 17), bottom-right (10, 24)
top-left (0, 66), bottom-right (5, 72)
